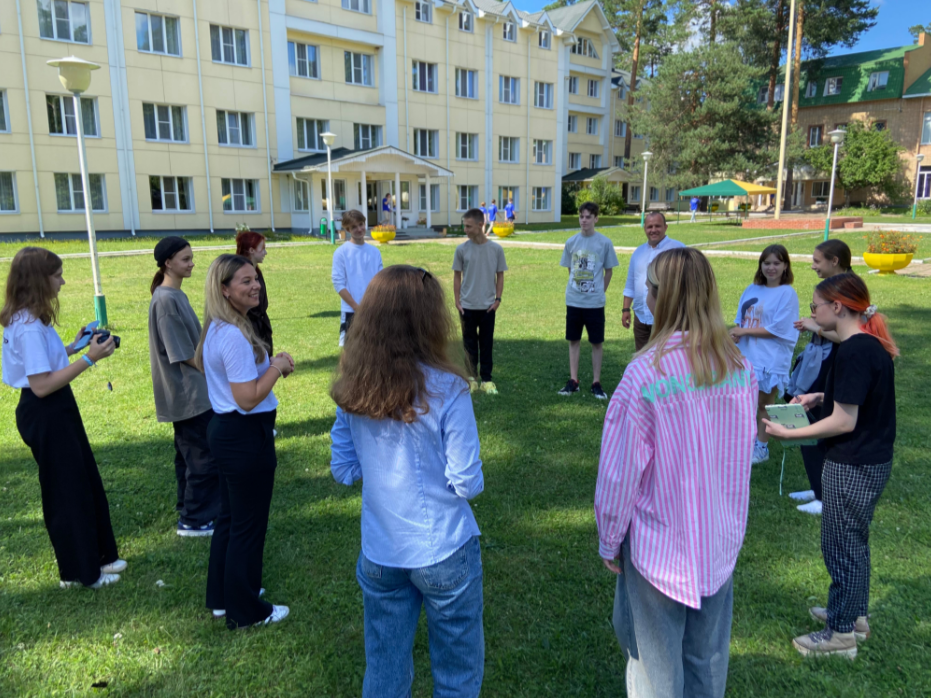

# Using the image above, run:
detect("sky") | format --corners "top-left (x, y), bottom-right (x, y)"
top-left (511, 0), bottom-right (923, 57)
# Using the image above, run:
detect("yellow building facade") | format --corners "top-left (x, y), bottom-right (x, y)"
top-left (0, 0), bottom-right (637, 236)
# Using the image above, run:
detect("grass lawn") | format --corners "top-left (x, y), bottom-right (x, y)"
top-left (519, 222), bottom-right (780, 247)
top-left (722, 231), bottom-right (931, 258)
top-left (514, 215), bottom-right (643, 231)
top-left (1, 243), bottom-right (929, 697)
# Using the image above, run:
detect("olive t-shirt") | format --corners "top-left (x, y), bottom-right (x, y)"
top-left (822, 333), bottom-right (896, 465)
top-left (148, 286), bottom-right (212, 423)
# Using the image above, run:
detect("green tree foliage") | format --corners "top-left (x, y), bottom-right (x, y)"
top-left (574, 176), bottom-right (627, 215)
top-left (909, 23), bottom-right (931, 41)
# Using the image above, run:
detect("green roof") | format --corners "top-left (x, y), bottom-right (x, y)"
top-left (795, 44), bottom-right (917, 107)
top-left (905, 65), bottom-right (931, 97)
top-left (545, 0), bottom-right (597, 32)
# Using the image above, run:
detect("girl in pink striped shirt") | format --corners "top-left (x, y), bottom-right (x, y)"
top-left (596, 248), bottom-right (757, 698)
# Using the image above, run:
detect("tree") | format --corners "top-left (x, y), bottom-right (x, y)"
top-left (574, 175), bottom-right (626, 215)
top-left (803, 120), bottom-right (907, 205)
top-left (909, 23), bottom-right (931, 40)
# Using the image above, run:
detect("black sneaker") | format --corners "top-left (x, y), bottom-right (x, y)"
top-left (558, 379), bottom-right (580, 396)
top-left (591, 382), bottom-right (608, 400)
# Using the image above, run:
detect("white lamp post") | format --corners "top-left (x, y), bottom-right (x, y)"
top-left (321, 131), bottom-right (336, 244)
top-left (47, 57), bottom-right (107, 325)
top-left (640, 151), bottom-right (653, 226)
top-left (913, 153), bottom-right (926, 220)
top-left (823, 128), bottom-right (846, 242)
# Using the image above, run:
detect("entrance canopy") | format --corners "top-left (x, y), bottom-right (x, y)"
top-left (562, 166), bottom-right (633, 184)
top-left (273, 145), bottom-right (454, 178)
top-left (679, 180), bottom-right (777, 197)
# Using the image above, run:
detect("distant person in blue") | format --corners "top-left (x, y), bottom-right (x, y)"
top-left (689, 196), bottom-right (700, 223)
top-left (330, 264), bottom-right (485, 698)
top-left (381, 194), bottom-right (392, 224)
top-left (505, 197), bottom-right (516, 223)
top-left (479, 201), bottom-right (488, 231)
top-left (486, 199), bottom-right (499, 234)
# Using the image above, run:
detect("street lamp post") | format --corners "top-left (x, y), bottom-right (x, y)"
top-left (47, 57), bottom-right (107, 325)
top-left (823, 129), bottom-right (846, 242)
top-left (321, 131), bottom-right (336, 244)
top-left (913, 153), bottom-right (926, 220)
top-left (640, 151), bottom-right (652, 226)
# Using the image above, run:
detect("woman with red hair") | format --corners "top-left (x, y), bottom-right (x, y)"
top-left (764, 272), bottom-right (898, 659)
top-left (235, 231), bottom-right (274, 354)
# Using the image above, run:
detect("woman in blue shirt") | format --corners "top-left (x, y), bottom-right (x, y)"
top-left (330, 264), bottom-right (485, 698)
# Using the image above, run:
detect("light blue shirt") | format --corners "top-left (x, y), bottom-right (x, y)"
top-left (622, 235), bottom-right (686, 324)
top-left (330, 368), bottom-right (484, 568)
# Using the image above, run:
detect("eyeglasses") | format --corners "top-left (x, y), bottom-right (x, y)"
top-left (809, 301), bottom-right (831, 313)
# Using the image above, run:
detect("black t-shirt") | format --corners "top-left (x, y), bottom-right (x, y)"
top-left (822, 334), bottom-right (896, 465)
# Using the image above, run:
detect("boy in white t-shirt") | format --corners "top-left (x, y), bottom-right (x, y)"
top-left (331, 210), bottom-right (383, 346)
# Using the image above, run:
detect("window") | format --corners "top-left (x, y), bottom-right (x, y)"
top-left (135, 12), bottom-right (180, 56)
top-left (210, 25), bottom-right (249, 66)
top-left (649, 186), bottom-right (659, 202)
top-left (587, 79), bottom-right (599, 98)
top-left (614, 120), bottom-right (626, 138)
top-left (812, 181), bottom-right (830, 198)
top-left (54, 173), bottom-right (105, 212)
top-left (150, 176), bottom-right (193, 212)
top-left (808, 124), bottom-right (823, 147)
top-left (824, 77), bottom-right (842, 96)
top-left (399, 181), bottom-right (412, 211)
top-left (805, 81), bottom-right (817, 98)
top-left (834, 122), bottom-right (848, 130)
top-left (455, 68), bottom-right (477, 99)
top-left (568, 77), bottom-right (578, 95)
top-left (666, 188), bottom-right (675, 202)
top-left (321, 179), bottom-right (346, 212)
top-left (293, 179), bottom-right (309, 211)
top-left (531, 186), bottom-right (550, 211)
top-left (619, 85), bottom-right (627, 99)
top-left (458, 185), bottom-right (478, 210)
top-left (412, 61), bottom-right (437, 93)
top-left (569, 152), bottom-right (581, 170)
top-left (586, 117), bottom-right (598, 135)
top-left (459, 12), bottom-right (473, 32)
top-left (143, 104), bottom-right (186, 142)
top-left (589, 154), bottom-right (601, 169)
top-left (534, 82), bottom-right (554, 109)
top-left (296, 118), bottom-right (327, 151)
top-left (499, 76), bottom-right (520, 105)
top-left (38, 0), bottom-right (89, 43)
top-left (872, 121), bottom-right (887, 132)
top-left (0, 91), bottom-right (9, 132)
top-left (774, 84), bottom-right (784, 102)
top-left (222, 178), bottom-right (258, 212)
top-left (532, 139), bottom-right (552, 165)
top-left (922, 111), bottom-right (931, 145)
top-left (288, 42), bottom-right (319, 79)
top-left (757, 86), bottom-right (768, 104)
top-left (503, 22), bottom-right (515, 42)
top-left (346, 52), bottom-right (374, 86)
top-left (415, 0), bottom-right (432, 23)
top-left (571, 38), bottom-right (598, 58)
top-left (567, 115), bottom-right (578, 133)
top-left (419, 183), bottom-right (440, 211)
top-left (867, 71), bottom-right (889, 91)
top-left (499, 136), bottom-right (519, 163)
top-left (46, 95), bottom-right (97, 137)
top-left (354, 123), bottom-right (382, 150)
top-left (917, 165), bottom-right (931, 200)
top-left (614, 156), bottom-right (624, 168)
top-left (342, 0), bottom-right (371, 14)
top-left (630, 185), bottom-right (641, 201)
top-left (497, 186), bottom-right (518, 211)
top-left (0, 173), bottom-right (18, 212)
top-left (539, 30), bottom-right (550, 49)
top-left (217, 110), bottom-right (254, 147)
top-left (457, 132), bottom-right (478, 160)
top-left (413, 129), bottom-right (439, 158)
top-left (634, 131), bottom-right (644, 139)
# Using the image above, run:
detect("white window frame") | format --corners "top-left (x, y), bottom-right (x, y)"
top-left (221, 178), bottom-right (260, 213)
top-left (568, 152), bottom-right (581, 170)
top-left (568, 76), bottom-right (578, 94)
top-left (37, 0), bottom-right (90, 44)
top-left (922, 111), bottom-right (931, 145)
top-left (143, 103), bottom-right (187, 143)
top-left (649, 186), bottom-right (659, 202)
top-left (808, 124), bottom-right (823, 147)
top-left (824, 77), bottom-right (843, 96)
top-left (321, 178), bottom-right (347, 212)
top-left (0, 172), bottom-right (19, 213)
top-left (805, 81), bottom-right (817, 98)
top-left (296, 118), bottom-right (328, 152)
top-left (587, 79), bottom-right (599, 98)
top-left (567, 115), bottom-right (578, 133)
top-left (571, 38), bottom-right (598, 59)
top-left (456, 132), bottom-right (478, 161)
top-left (534, 82), bottom-right (553, 109)
top-left (293, 179), bottom-right (309, 211)
top-left (538, 30), bottom-right (551, 49)
top-left (499, 76), bottom-right (520, 105)
top-left (590, 154), bottom-right (602, 169)
top-left (210, 25), bottom-right (249, 66)
top-left (531, 186), bottom-right (550, 211)
top-left (341, 0), bottom-right (372, 15)
top-left (54, 173), bottom-right (106, 212)
top-left (498, 136), bottom-right (519, 163)
top-left (533, 139), bottom-right (552, 165)
top-left (457, 185), bottom-right (478, 211)
top-left (867, 71), bottom-right (889, 91)
top-left (630, 185), bottom-right (641, 202)
top-left (812, 181), bottom-right (830, 198)
top-left (353, 123), bottom-right (382, 150)
top-left (346, 52), bottom-right (374, 86)
top-left (288, 42), bottom-right (320, 79)
top-left (419, 182), bottom-right (440, 212)
top-left (46, 94), bottom-right (98, 138)
top-left (615, 120), bottom-right (626, 138)
top-left (413, 129), bottom-right (439, 159)
top-left (503, 22), bottom-right (516, 42)
top-left (149, 176), bottom-right (194, 213)
top-left (614, 156), bottom-right (624, 168)
top-left (666, 188), bottom-right (675, 202)
top-left (459, 11), bottom-right (473, 32)
top-left (135, 12), bottom-right (181, 57)
top-left (497, 186), bottom-right (519, 212)
top-left (412, 61), bottom-right (438, 93)
top-left (415, 0), bottom-right (432, 24)
top-left (217, 110), bottom-right (255, 147)
top-left (0, 91), bottom-right (9, 133)
top-left (455, 68), bottom-right (477, 99)
top-left (774, 84), bottom-right (784, 102)
top-left (586, 117), bottom-right (598, 135)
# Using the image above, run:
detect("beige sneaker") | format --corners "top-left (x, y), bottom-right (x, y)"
top-left (809, 607), bottom-right (870, 641)
top-left (480, 381), bottom-right (498, 395)
top-left (468, 377), bottom-right (479, 393)
top-left (793, 628), bottom-right (857, 658)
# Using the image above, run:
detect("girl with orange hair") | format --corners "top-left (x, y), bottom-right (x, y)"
top-left (235, 230), bottom-right (273, 354)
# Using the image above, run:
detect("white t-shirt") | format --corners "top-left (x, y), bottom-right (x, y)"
top-left (2, 312), bottom-right (70, 389)
top-left (734, 283), bottom-right (800, 377)
top-left (622, 236), bottom-right (686, 324)
top-left (202, 321), bottom-right (278, 415)
top-left (331, 242), bottom-right (383, 314)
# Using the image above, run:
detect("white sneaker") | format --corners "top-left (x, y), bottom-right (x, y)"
top-left (789, 490), bottom-right (816, 502)
top-left (212, 588), bottom-right (265, 618)
top-left (101, 559), bottom-right (127, 574)
top-left (751, 442), bottom-right (770, 464)
top-left (62, 573), bottom-right (120, 589)
top-left (256, 604), bottom-right (289, 626)
top-left (798, 500), bottom-right (823, 515)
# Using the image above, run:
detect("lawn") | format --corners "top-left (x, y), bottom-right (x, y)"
top-left (519, 221), bottom-right (788, 247)
top-left (1, 243), bottom-right (929, 697)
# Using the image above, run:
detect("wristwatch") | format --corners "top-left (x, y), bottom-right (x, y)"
top-left (495, 297), bottom-right (502, 302)
top-left (622, 308), bottom-right (631, 314)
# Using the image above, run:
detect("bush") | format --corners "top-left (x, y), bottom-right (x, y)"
top-left (917, 199), bottom-right (931, 217)
top-left (572, 176), bottom-right (625, 216)
top-left (864, 231), bottom-right (919, 254)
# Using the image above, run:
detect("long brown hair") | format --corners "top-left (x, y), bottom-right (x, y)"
top-left (330, 265), bottom-right (468, 422)
top-left (815, 239), bottom-right (852, 272)
top-left (753, 244), bottom-right (794, 285)
top-left (643, 248), bottom-right (746, 387)
top-left (1, 247), bottom-right (63, 327)
top-left (815, 272), bottom-right (898, 358)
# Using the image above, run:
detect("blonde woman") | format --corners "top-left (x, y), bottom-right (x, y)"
top-left (595, 248), bottom-right (757, 698)
top-left (195, 254), bottom-right (295, 628)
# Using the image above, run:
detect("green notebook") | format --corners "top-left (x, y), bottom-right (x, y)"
top-left (765, 404), bottom-right (818, 447)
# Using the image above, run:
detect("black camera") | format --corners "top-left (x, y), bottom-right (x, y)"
top-left (94, 329), bottom-right (121, 349)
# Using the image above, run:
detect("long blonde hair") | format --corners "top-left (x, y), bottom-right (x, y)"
top-left (195, 254), bottom-right (266, 369)
top-left (641, 247), bottom-right (745, 387)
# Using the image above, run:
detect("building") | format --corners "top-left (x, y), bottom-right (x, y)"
top-left (0, 0), bottom-right (642, 236)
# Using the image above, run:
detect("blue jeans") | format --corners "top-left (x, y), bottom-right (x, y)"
top-left (356, 536), bottom-right (484, 698)
top-left (613, 538), bottom-right (733, 698)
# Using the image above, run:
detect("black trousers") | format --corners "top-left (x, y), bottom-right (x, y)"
top-left (15, 387), bottom-right (119, 586)
top-left (173, 409), bottom-right (220, 527)
top-left (800, 443), bottom-right (825, 501)
top-left (206, 410), bottom-right (277, 629)
top-left (460, 308), bottom-right (496, 382)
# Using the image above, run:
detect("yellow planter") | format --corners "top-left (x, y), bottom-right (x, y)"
top-left (862, 252), bottom-right (913, 275)
top-left (492, 223), bottom-right (515, 238)
top-left (371, 227), bottom-right (396, 244)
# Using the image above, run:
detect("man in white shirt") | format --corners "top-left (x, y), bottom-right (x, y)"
top-left (622, 212), bottom-right (686, 351)
top-left (332, 210), bottom-right (384, 346)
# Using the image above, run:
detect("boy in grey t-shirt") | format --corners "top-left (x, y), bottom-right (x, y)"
top-left (558, 202), bottom-right (619, 399)
top-left (453, 208), bottom-right (508, 394)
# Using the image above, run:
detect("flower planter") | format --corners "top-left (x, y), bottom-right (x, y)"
top-left (862, 252), bottom-right (913, 275)
top-left (371, 226), bottom-right (396, 244)
top-left (492, 223), bottom-right (515, 238)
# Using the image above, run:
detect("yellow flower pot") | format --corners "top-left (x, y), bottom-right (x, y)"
top-left (371, 227), bottom-right (396, 244)
top-left (492, 224), bottom-right (515, 238)
top-left (862, 252), bottom-right (913, 275)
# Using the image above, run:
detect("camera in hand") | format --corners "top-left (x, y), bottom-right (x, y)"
top-left (94, 329), bottom-right (121, 349)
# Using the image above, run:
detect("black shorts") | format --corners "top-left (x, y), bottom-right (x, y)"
top-left (565, 305), bottom-right (605, 344)
top-left (340, 312), bottom-right (355, 334)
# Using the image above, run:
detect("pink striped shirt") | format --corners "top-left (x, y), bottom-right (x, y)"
top-left (595, 333), bottom-right (757, 609)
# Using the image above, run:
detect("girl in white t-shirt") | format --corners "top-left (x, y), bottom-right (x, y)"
top-left (730, 244), bottom-right (800, 464)
top-left (1, 247), bottom-right (124, 589)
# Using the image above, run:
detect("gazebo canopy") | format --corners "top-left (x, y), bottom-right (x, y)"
top-left (679, 180), bottom-right (777, 197)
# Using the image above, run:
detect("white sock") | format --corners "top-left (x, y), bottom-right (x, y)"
top-left (756, 439), bottom-right (768, 450)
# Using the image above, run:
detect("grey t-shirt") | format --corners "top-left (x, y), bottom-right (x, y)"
top-left (560, 231), bottom-right (620, 308)
top-left (452, 239), bottom-right (508, 310)
top-left (148, 286), bottom-right (212, 423)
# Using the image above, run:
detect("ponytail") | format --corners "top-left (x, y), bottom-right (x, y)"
top-left (151, 269), bottom-right (166, 296)
top-left (815, 239), bottom-right (852, 272)
top-left (815, 273), bottom-right (898, 358)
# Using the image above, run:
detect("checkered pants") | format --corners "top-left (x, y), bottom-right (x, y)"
top-left (822, 458), bottom-right (892, 634)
